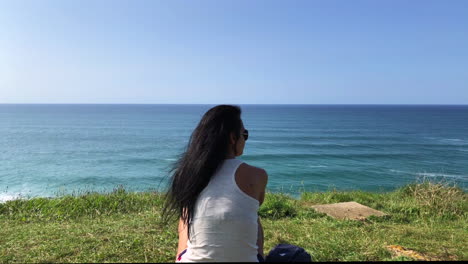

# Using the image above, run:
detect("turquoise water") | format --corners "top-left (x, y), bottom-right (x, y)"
top-left (1, 104), bottom-right (467, 201)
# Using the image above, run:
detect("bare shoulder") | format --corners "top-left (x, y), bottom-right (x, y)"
top-left (235, 162), bottom-right (268, 202)
top-left (237, 163), bottom-right (268, 183)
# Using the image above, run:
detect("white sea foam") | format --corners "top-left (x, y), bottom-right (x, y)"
top-left (0, 193), bottom-right (21, 203)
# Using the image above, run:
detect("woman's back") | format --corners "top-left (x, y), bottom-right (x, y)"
top-left (179, 158), bottom-right (260, 262)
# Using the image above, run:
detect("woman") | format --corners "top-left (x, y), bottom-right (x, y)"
top-left (162, 104), bottom-right (268, 262)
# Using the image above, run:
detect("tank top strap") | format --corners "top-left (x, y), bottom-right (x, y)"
top-left (225, 158), bottom-right (244, 170)
top-left (218, 158), bottom-right (244, 184)
top-left (220, 158), bottom-right (260, 205)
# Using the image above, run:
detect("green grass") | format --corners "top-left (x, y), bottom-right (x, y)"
top-left (1, 180), bottom-right (466, 262)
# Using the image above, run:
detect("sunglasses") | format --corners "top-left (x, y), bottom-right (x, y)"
top-left (242, 129), bottom-right (249, 141)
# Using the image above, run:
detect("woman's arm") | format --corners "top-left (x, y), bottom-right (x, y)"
top-left (176, 217), bottom-right (189, 262)
top-left (256, 171), bottom-right (267, 258)
top-left (235, 164), bottom-right (268, 258)
top-left (257, 216), bottom-right (264, 258)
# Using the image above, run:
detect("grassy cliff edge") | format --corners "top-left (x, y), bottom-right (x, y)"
top-left (1, 181), bottom-right (466, 262)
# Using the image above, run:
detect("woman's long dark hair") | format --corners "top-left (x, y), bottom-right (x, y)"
top-left (162, 105), bottom-right (243, 238)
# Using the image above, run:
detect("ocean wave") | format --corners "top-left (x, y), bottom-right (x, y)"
top-left (260, 135), bottom-right (404, 141)
top-left (424, 137), bottom-right (468, 146)
top-left (96, 156), bottom-right (172, 165)
top-left (415, 172), bottom-right (467, 179)
top-left (243, 153), bottom-right (417, 161)
top-left (248, 141), bottom-right (353, 147)
top-left (442, 138), bottom-right (466, 142)
top-left (67, 175), bottom-right (164, 185)
top-left (247, 140), bottom-right (274, 143)
top-left (308, 165), bottom-right (328, 168)
top-left (389, 169), bottom-right (467, 179)
top-left (440, 139), bottom-right (468, 145)
top-left (247, 141), bottom-right (468, 153)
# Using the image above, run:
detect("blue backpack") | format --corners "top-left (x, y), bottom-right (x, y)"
top-left (265, 244), bottom-right (312, 262)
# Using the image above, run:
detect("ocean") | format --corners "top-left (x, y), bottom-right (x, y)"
top-left (1, 104), bottom-right (467, 201)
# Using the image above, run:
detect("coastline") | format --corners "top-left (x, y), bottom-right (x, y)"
top-left (1, 181), bottom-right (466, 262)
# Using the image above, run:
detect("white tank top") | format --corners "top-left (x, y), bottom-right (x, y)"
top-left (178, 158), bottom-right (260, 262)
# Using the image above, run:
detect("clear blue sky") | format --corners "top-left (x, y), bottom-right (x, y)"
top-left (1, 0), bottom-right (467, 104)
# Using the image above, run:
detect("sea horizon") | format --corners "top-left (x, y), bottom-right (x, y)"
top-left (1, 103), bottom-right (467, 106)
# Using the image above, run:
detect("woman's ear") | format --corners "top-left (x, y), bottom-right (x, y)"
top-left (229, 132), bottom-right (236, 145)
